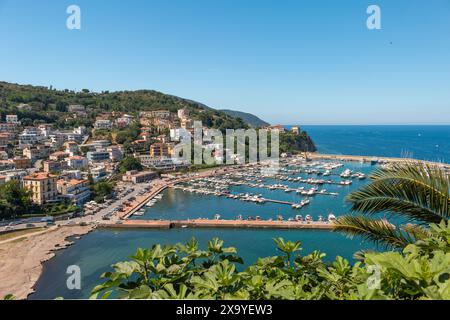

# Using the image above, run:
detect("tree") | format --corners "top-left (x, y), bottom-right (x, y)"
top-left (118, 156), bottom-right (143, 173)
top-left (333, 162), bottom-right (450, 249)
top-left (0, 181), bottom-right (33, 220)
top-left (92, 181), bottom-right (113, 203)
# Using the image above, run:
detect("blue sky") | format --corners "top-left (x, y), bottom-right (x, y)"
top-left (0, 0), bottom-right (449, 124)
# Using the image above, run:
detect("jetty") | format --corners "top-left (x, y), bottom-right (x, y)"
top-left (100, 219), bottom-right (334, 230)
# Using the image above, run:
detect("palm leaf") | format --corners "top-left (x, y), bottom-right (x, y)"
top-left (332, 216), bottom-right (417, 249)
top-left (346, 162), bottom-right (450, 224)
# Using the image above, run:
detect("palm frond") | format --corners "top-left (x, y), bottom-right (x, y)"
top-left (346, 162), bottom-right (450, 224)
top-left (332, 216), bottom-right (417, 249)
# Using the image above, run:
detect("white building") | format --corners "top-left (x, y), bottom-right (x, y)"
top-left (66, 156), bottom-right (88, 169)
top-left (177, 108), bottom-right (190, 120)
top-left (94, 120), bottom-right (113, 130)
top-left (5, 115), bottom-right (19, 124)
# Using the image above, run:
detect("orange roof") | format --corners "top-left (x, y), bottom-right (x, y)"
top-left (67, 156), bottom-right (86, 160)
top-left (57, 179), bottom-right (88, 187)
top-left (24, 172), bottom-right (56, 180)
top-left (51, 151), bottom-right (70, 156)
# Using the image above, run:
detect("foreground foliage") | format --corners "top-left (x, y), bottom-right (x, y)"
top-left (334, 162), bottom-right (450, 249)
top-left (92, 221), bottom-right (450, 300)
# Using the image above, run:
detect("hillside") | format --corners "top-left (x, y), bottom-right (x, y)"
top-left (220, 109), bottom-right (269, 127)
top-left (0, 81), bottom-right (247, 131)
top-left (0, 81), bottom-right (316, 152)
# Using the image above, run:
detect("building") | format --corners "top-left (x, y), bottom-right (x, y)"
top-left (12, 157), bottom-right (31, 169)
top-left (90, 166), bottom-right (107, 181)
top-left (122, 170), bottom-right (157, 184)
top-left (23, 172), bottom-right (58, 205)
top-left (17, 103), bottom-right (32, 111)
top-left (0, 160), bottom-right (15, 171)
top-left (68, 105), bottom-right (86, 113)
top-left (150, 143), bottom-right (174, 158)
top-left (6, 115), bottom-right (19, 124)
top-left (291, 126), bottom-right (300, 135)
top-left (57, 179), bottom-right (91, 206)
top-left (116, 114), bottom-right (134, 128)
top-left (0, 122), bottom-right (18, 133)
top-left (73, 126), bottom-right (87, 135)
top-left (23, 146), bottom-right (52, 162)
top-left (148, 110), bottom-right (171, 119)
top-left (0, 170), bottom-right (28, 182)
top-left (49, 151), bottom-right (71, 162)
top-left (43, 160), bottom-right (65, 173)
top-left (94, 119), bottom-right (113, 130)
top-left (170, 128), bottom-right (191, 141)
top-left (139, 155), bottom-right (190, 171)
top-left (177, 108), bottom-right (190, 120)
top-left (107, 146), bottom-right (123, 161)
top-left (87, 151), bottom-right (110, 162)
top-left (64, 141), bottom-right (79, 155)
top-left (19, 129), bottom-right (43, 146)
top-left (0, 132), bottom-right (14, 146)
top-left (265, 125), bottom-right (286, 133)
top-left (66, 156), bottom-right (88, 169)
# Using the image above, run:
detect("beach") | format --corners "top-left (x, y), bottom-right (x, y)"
top-left (0, 225), bottom-right (92, 299)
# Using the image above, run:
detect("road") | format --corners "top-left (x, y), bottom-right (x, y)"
top-left (0, 179), bottom-right (164, 232)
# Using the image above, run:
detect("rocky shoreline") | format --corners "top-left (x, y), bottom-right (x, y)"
top-left (0, 225), bottom-right (93, 300)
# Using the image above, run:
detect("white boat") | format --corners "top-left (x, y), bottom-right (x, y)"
top-left (340, 169), bottom-right (352, 178)
top-left (328, 213), bottom-right (336, 222)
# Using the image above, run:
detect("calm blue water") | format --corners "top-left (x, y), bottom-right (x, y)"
top-left (30, 228), bottom-right (376, 299)
top-left (132, 162), bottom-right (375, 222)
top-left (301, 125), bottom-right (450, 164)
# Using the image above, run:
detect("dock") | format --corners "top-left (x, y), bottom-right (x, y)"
top-left (100, 219), bottom-right (334, 230)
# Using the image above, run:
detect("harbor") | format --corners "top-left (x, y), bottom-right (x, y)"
top-left (100, 218), bottom-right (334, 230)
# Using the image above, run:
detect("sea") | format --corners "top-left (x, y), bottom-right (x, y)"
top-left (29, 125), bottom-right (450, 299)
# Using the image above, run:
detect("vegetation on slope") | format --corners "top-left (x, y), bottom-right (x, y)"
top-left (0, 81), bottom-right (247, 130)
top-left (220, 109), bottom-right (270, 128)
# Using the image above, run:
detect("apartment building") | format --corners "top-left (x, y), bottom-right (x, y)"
top-left (23, 172), bottom-right (58, 205)
top-left (57, 179), bottom-right (91, 206)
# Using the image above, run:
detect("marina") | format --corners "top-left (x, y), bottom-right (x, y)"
top-left (124, 158), bottom-right (376, 223)
top-left (101, 218), bottom-right (335, 230)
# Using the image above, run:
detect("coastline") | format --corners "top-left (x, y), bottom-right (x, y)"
top-left (308, 152), bottom-right (450, 167)
top-left (2, 152), bottom-right (448, 300)
top-left (0, 225), bottom-right (93, 300)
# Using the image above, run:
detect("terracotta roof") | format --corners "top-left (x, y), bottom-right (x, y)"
top-left (57, 179), bottom-right (88, 187)
top-left (67, 156), bottom-right (86, 160)
top-left (23, 172), bottom-right (56, 180)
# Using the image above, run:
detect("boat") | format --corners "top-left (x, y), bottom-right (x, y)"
top-left (328, 213), bottom-right (336, 222)
top-left (305, 215), bottom-right (312, 222)
top-left (318, 215), bottom-right (324, 222)
top-left (295, 215), bottom-right (303, 221)
top-left (214, 214), bottom-right (221, 220)
top-left (340, 169), bottom-right (352, 178)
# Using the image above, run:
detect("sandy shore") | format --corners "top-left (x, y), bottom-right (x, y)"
top-left (0, 225), bottom-right (93, 300)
